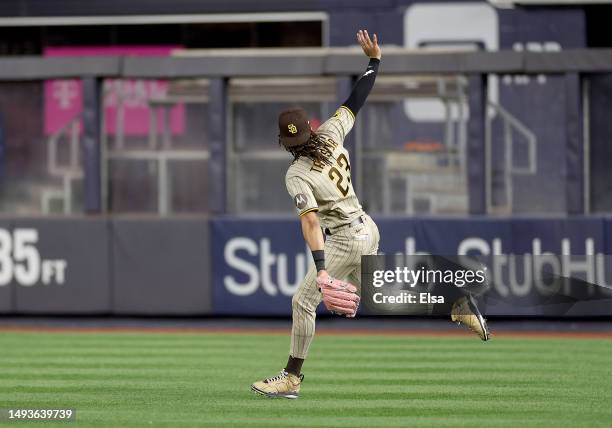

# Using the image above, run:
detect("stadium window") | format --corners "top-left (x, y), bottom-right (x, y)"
top-left (0, 19), bottom-right (324, 55)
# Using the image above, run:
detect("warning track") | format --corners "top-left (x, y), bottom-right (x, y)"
top-left (1, 325), bottom-right (611, 339)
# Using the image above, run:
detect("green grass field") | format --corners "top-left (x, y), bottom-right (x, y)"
top-left (0, 331), bottom-right (611, 427)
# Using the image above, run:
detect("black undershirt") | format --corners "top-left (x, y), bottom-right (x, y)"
top-left (342, 57), bottom-right (380, 115)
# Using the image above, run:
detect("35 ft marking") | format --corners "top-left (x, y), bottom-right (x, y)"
top-left (0, 229), bottom-right (66, 286)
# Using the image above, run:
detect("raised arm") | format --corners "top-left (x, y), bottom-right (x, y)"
top-left (342, 30), bottom-right (382, 116)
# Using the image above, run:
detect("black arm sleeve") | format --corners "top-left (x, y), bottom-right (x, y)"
top-left (342, 58), bottom-right (380, 115)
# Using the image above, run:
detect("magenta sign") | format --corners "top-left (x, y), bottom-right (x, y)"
top-left (44, 46), bottom-right (185, 136)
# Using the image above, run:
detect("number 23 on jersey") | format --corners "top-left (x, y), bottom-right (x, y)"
top-left (328, 153), bottom-right (351, 197)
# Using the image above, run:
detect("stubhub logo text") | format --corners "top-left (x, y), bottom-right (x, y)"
top-left (223, 237), bottom-right (311, 297)
top-left (221, 235), bottom-right (612, 298)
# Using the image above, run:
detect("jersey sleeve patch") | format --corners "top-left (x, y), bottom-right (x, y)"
top-left (286, 175), bottom-right (319, 217)
top-left (294, 193), bottom-right (308, 209)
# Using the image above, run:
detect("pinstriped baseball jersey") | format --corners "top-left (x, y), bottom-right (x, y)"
top-left (285, 106), bottom-right (362, 229)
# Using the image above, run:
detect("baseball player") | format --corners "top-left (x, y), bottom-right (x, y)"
top-left (251, 30), bottom-right (489, 399)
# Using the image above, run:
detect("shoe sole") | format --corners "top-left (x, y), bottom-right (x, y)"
top-left (251, 385), bottom-right (299, 399)
top-left (452, 296), bottom-right (490, 341)
top-left (465, 296), bottom-right (490, 341)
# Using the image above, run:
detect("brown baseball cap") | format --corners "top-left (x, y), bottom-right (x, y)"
top-left (278, 108), bottom-right (311, 148)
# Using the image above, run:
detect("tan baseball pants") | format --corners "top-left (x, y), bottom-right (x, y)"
top-left (290, 214), bottom-right (380, 359)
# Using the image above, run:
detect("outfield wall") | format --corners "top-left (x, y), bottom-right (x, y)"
top-left (0, 216), bottom-right (611, 316)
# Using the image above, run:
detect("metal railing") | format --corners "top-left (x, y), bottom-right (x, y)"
top-left (106, 149), bottom-right (210, 216)
top-left (366, 75), bottom-right (469, 215)
top-left (41, 114), bottom-right (84, 214)
top-left (103, 82), bottom-right (210, 216)
top-left (485, 100), bottom-right (538, 214)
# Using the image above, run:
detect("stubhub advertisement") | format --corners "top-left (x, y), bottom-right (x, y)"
top-left (211, 217), bottom-right (612, 316)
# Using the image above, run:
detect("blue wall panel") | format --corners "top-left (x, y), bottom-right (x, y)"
top-left (211, 216), bottom-right (612, 316)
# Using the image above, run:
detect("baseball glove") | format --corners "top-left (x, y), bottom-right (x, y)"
top-left (316, 276), bottom-right (360, 318)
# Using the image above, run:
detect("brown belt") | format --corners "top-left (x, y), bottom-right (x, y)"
top-left (324, 215), bottom-right (365, 236)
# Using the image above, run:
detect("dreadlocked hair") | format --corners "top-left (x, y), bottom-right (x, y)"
top-left (280, 132), bottom-right (335, 166)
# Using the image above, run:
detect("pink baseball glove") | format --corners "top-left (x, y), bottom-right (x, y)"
top-left (316, 276), bottom-right (360, 318)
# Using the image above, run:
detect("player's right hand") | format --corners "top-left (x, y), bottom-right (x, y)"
top-left (357, 29), bottom-right (381, 60)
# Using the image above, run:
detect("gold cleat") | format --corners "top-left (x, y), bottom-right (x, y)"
top-left (451, 296), bottom-right (490, 341)
top-left (251, 370), bottom-right (304, 399)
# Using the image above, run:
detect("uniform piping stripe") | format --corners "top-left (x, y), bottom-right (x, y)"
top-left (299, 208), bottom-right (319, 217)
top-left (340, 105), bottom-right (355, 121)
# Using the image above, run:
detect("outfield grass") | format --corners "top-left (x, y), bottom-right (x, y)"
top-left (0, 331), bottom-right (611, 427)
